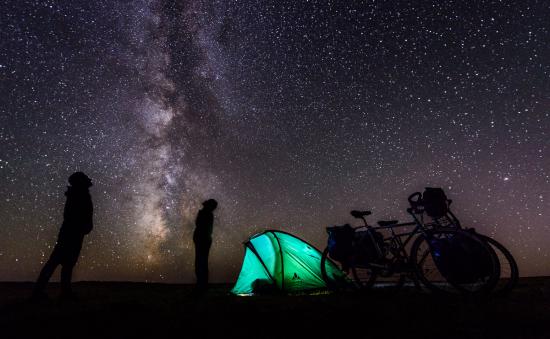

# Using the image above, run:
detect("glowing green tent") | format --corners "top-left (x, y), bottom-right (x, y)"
top-left (231, 230), bottom-right (346, 295)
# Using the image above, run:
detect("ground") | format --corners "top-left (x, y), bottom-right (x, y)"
top-left (1, 278), bottom-right (549, 339)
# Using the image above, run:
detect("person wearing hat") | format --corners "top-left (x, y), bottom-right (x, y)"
top-left (193, 199), bottom-right (218, 290)
top-left (32, 172), bottom-right (94, 300)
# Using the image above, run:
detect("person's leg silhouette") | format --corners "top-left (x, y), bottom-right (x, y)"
top-left (32, 251), bottom-right (61, 299)
top-left (35, 259), bottom-right (58, 292)
top-left (60, 264), bottom-right (74, 296)
top-left (195, 238), bottom-right (212, 289)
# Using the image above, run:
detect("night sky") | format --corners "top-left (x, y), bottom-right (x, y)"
top-left (1, 0), bottom-right (549, 282)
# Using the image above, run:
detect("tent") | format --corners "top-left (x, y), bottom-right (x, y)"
top-left (231, 230), bottom-right (347, 295)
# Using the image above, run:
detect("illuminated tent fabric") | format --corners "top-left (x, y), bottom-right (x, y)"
top-left (231, 230), bottom-right (346, 295)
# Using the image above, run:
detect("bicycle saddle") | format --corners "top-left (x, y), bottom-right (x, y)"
top-left (377, 220), bottom-right (399, 227)
top-left (350, 210), bottom-right (372, 218)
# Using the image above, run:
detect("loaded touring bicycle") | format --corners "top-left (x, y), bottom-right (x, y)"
top-left (321, 188), bottom-right (518, 295)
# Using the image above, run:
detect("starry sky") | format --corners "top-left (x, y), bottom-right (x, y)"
top-left (1, 0), bottom-right (549, 282)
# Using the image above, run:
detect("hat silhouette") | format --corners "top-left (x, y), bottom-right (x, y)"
top-left (202, 199), bottom-right (218, 211)
top-left (68, 172), bottom-right (92, 188)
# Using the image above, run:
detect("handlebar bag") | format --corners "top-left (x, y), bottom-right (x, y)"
top-left (422, 187), bottom-right (449, 218)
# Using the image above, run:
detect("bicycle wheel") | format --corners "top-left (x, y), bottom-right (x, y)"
top-left (476, 234), bottom-right (519, 295)
top-left (350, 260), bottom-right (378, 290)
top-left (320, 248), bottom-right (376, 290)
top-left (367, 257), bottom-right (417, 291)
top-left (367, 270), bottom-right (411, 291)
top-left (410, 228), bottom-right (500, 295)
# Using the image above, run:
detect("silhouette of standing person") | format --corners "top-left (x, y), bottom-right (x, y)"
top-left (32, 172), bottom-right (94, 300)
top-left (193, 199), bottom-right (217, 291)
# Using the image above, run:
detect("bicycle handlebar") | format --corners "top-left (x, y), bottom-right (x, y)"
top-left (408, 192), bottom-right (422, 205)
top-left (407, 192), bottom-right (423, 215)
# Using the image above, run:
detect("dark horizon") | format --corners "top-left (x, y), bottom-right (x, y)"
top-left (4, 274), bottom-right (550, 285)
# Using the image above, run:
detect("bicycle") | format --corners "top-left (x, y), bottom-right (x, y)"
top-left (321, 211), bottom-right (418, 291)
top-left (321, 194), bottom-right (501, 295)
top-left (408, 189), bottom-right (519, 295)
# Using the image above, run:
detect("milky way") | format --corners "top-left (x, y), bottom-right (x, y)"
top-left (1, 1), bottom-right (549, 282)
top-left (120, 0), bottom-right (230, 272)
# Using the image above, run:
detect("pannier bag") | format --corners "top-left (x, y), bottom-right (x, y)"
top-left (428, 232), bottom-right (493, 284)
top-left (353, 230), bottom-right (385, 265)
top-left (326, 224), bottom-right (354, 263)
top-left (422, 187), bottom-right (449, 218)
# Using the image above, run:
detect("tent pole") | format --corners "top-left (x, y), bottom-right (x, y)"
top-left (271, 232), bottom-right (285, 291)
top-left (246, 242), bottom-right (276, 286)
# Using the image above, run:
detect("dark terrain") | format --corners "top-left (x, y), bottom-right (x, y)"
top-left (1, 278), bottom-right (549, 339)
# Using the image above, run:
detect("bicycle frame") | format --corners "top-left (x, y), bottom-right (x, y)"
top-left (352, 209), bottom-right (431, 271)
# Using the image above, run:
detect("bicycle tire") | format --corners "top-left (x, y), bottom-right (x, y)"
top-left (410, 228), bottom-right (500, 296)
top-left (320, 247), bottom-right (337, 289)
top-left (350, 262), bottom-right (378, 290)
top-left (320, 247), bottom-right (376, 290)
top-left (476, 234), bottom-right (519, 294)
top-left (369, 258), bottom-right (418, 291)
top-left (370, 272), bottom-right (408, 291)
